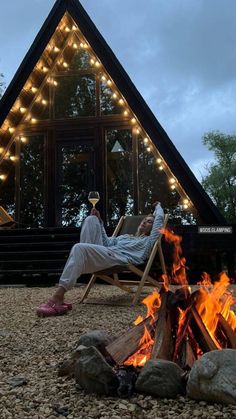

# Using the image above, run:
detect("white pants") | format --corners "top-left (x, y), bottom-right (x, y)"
top-left (59, 216), bottom-right (126, 291)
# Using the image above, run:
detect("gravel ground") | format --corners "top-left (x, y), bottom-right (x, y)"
top-left (0, 284), bottom-right (236, 419)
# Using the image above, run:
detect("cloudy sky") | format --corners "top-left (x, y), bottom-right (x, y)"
top-left (0, 0), bottom-right (236, 180)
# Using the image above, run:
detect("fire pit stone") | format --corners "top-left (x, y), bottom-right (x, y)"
top-left (135, 359), bottom-right (186, 398)
top-left (74, 345), bottom-right (119, 395)
top-left (187, 349), bottom-right (236, 405)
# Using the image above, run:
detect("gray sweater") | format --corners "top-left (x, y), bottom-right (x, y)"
top-left (100, 204), bottom-right (164, 265)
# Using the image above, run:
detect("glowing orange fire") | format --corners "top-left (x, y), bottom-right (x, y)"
top-left (123, 229), bottom-right (236, 368)
top-left (196, 272), bottom-right (236, 342)
top-left (124, 289), bottom-right (161, 366)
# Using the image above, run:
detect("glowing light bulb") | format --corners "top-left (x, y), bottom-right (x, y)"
top-left (41, 99), bottom-right (47, 105)
top-left (156, 158), bottom-right (162, 164)
top-left (10, 156), bottom-right (17, 162)
top-left (144, 137), bottom-right (149, 144)
top-left (8, 127), bottom-right (15, 134)
top-left (95, 61), bottom-right (100, 67)
top-left (53, 46), bottom-right (60, 52)
top-left (135, 128), bottom-right (140, 134)
top-left (73, 43), bottom-right (78, 49)
top-left (123, 110), bottom-right (129, 116)
top-left (159, 165), bottom-right (164, 170)
top-left (31, 118), bottom-right (37, 124)
top-left (131, 118), bottom-right (136, 124)
top-left (53, 80), bottom-right (58, 86)
top-left (169, 178), bottom-right (175, 184)
top-left (101, 75), bottom-right (107, 81)
top-left (183, 199), bottom-right (189, 204)
top-left (147, 147), bottom-right (151, 152)
top-left (90, 58), bottom-right (95, 65)
top-left (72, 25), bottom-right (77, 30)
top-left (31, 87), bottom-right (38, 93)
top-left (170, 184), bottom-right (176, 190)
top-left (19, 107), bottom-right (26, 114)
top-left (0, 147), bottom-right (4, 154)
top-left (118, 98), bottom-right (124, 105)
top-left (107, 80), bottom-right (112, 86)
top-left (20, 137), bottom-right (27, 143)
top-left (0, 174), bottom-right (7, 181)
top-left (112, 93), bottom-right (117, 99)
top-left (65, 26), bottom-right (70, 32)
top-left (63, 62), bottom-right (68, 68)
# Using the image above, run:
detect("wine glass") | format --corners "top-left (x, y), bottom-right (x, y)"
top-left (88, 191), bottom-right (100, 208)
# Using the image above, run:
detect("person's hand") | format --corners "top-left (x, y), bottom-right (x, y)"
top-left (91, 207), bottom-right (101, 220)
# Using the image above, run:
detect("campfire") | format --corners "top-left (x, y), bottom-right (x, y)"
top-left (59, 229), bottom-right (236, 402)
top-left (105, 230), bottom-right (236, 370)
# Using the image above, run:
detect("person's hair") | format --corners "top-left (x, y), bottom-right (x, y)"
top-left (135, 214), bottom-right (154, 237)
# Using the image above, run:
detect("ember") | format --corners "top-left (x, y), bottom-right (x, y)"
top-left (106, 230), bottom-right (236, 370)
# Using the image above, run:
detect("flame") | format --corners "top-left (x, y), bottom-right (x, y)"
top-left (195, 273), bottom-right (236, 343)
top-left (161, 228), bottom-right (188, 285)
top-left (124, 326), bottom-right (154, 367)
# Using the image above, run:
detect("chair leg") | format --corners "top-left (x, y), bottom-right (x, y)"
top-left (79, 274), bottom-right (97, 303)
top-left (158, 243), bottom-right (167, 275)
top-left (132, 268), bottom-right (150, 305)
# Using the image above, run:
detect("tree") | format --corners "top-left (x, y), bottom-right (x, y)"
top-left (0, 73), bottom-right (4, 98)
top-left (201, 131), bottom-right (236, 223)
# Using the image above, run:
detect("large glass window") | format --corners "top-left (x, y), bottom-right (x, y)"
top-left (19, 134), bottom-right (45, 227)
top-left (56, 143), bottom-right (94, 227)
top-left (106, 129), bottom-right (133, 225)
top-left (70, 50), bottom-right (92, 70)
top-left (54, 74), bottom-right (96, 118)
top-left (138, 138), bottom-right (197, 224)
top-left (100, 81), bottom-right (123, 115)
top-left (0, 145), bottom-right (15, 216)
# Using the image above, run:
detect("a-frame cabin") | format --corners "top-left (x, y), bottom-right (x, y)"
top-left (0, 0), bottom-right (225, 229)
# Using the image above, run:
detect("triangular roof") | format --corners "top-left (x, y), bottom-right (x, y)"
top-left (0, 0), bottom-right (225, 224)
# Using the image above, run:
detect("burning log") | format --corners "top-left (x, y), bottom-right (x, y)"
top-left (178, 338), bottom-right (197, 370)
top-left (106, 314), bottom-right (158, 365)
top-left (217, 313), bottom-right (236, 349)
top-left (189, 306), bottom-right (218, 353)
top-left (151, 292), bottom-right (174, 360)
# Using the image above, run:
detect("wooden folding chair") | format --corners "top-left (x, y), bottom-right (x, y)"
top-left (79, 213), bottom-right (168, 305)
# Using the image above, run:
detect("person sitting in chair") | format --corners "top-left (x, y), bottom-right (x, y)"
top-left (37, 202), bottom-right (164, 317)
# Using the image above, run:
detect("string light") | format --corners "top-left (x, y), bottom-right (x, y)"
top-left (41, 99), bottom-right (47, 105)
top-left (73, 43), bottom-right (78, 49)
top-left (159, 165), bottom-right (164, 170)
top-left (143, 137), bottom-right (149, 144)
top-left (42, 66), bottom-right (48, 73)
top-left (65, 26), bottom-right (70, 32)
top-left (0, 174), bottom-right (7, 181)
top-left (72, 25), bottom-right (77, 30)
top-left (107, 80), bottom-right (112, 86)
top-left (20, 137), bottom-right (27, 143)
top-left (123, 110), bottom-right (129, 116)
top-left (90, 58), bottom-right (95, 65)
top-left (146, 146), bottom-right (151, 152)
top-left (118, 98), bottom-right (124, 105)
top-left (95, 61), bottom-right (100, 67)
top-left (31, 118), bottom-right (37, 124)
top-left (112, 93), bottom-right (118, 99)
top-left (135, 128), bottom-right (140, 134)
top-left (10, 156), bottom-right (17, 162)
top-left (63, 62), bottom-right (68, 68)
top-left (131, 118), bottom-right (136, 124)
top-left (53, 46), bottom-right (60, 52)
top-left (19, 107), bottom-right (26, 114)
top-left (8, 127), bottom-right (15, 134)
top-left (0, 147), bottom-right (4, 154)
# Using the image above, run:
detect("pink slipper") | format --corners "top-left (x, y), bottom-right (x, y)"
top-left (36, 300), bottom-right (69, 317)
top-left (62, 302), bottom-right (72, 310)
